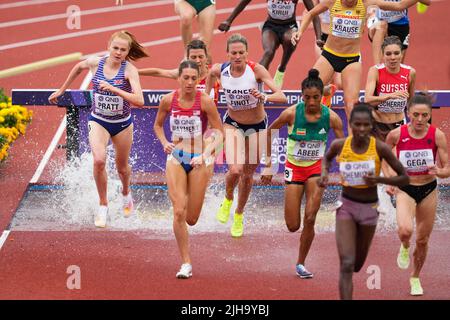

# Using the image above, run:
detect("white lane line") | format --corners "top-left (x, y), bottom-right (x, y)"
top-left (30, 72), bottom-right (92, 184)
top-left (0, 0), bottom-right (173, 28)
top-left (0, 3), bottom-right (266, 51)
top-left (0, 230), bottom-right (11, 251)
top-left (0, 0), bottom-right (67, 10)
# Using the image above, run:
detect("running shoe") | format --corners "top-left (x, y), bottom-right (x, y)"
top-left (94, 206), bottom-right (108, 228)
top-left (410, 277), bottom-right (424, 296)
top-left (296, 264), bottom-right (314, 279)
top-left (176, 263), bottom-right (193, 279)
top-left (230, 213), bottom-right (244, 238)
top-left (321, 84), bottom-right (337, 108)
top-left (216, 197), bottom-right (233, 224)
top-left (122, 192), bottom-right (134, 217)
top-left (397, 244), bottom-right (410, 269)
top-left (274, 68), bottom-right (285, 88)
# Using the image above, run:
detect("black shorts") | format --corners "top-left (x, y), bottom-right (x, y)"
top-left (262, 20), bottom-right (298, 43)
top-left (223, 112), bottom-right (268, 136)
top-left (322, 48), bottom-right (361, 73)
top-left (388, 23), bottom-right (410, 49)
top-left (399, 180), bottom-right (437, 204)
top-left (371, 119), bottom-right (404, 142)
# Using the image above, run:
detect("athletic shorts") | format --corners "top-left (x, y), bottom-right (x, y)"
top-left (262, 20), bottom-right (298, 44)
top-left (223, 112), bottom-right (268, 137)
top-left (399, 180), bottom-right (437, 204)
top-left (371, 119), bottom-right (404, 142)
top-left (168, 149), bottom-right (201, 174)
top-left (185, 0), bottom-right (215, 14)
top-left (388, 23), bottom-right (410, 49)
top-left (322, 47), bottom-right (361, 73)
top-left (336, 194), bottom-right (379, 226)
top-left (285, 159), bottom-right (322, 185)
top-left (88, 114), bottom-right (132, 137)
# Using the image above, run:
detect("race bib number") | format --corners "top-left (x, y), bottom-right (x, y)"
top-left (377, 96), bottom-right (407, 113)
top-left (332, 16), bottom-right (362, 39)
top-left (399, 149), bottom-right (434, 173)
top-left (290, 140), bottom-right (325, 162)
top-left (339, 160), bottom-right (375, 186)
top-left (170, 115), bottom-right (202, 138)
top-left (285, 167), bottom-right (293, 182)
top-left (94, 94), bottom-right (124, 116)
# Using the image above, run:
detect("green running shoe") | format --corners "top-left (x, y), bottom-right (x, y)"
top-left (274, 69), bottom-right (285, 88)
top-left (410, 277), bottom-right (423, 296)
top-left (216, 197), bottom-right (233, 224)
top-left (397, 244), bottom-right (410, 269)
top-left (231, 213), bottom-right (244, 238)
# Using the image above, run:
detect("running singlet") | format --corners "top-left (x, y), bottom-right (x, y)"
top-left (169, 90), bottom-right (207, 139)
top-left (329, 0), bottom-right (366, 39)
top-left (396, 124), bottom-right (437, 176)
top-left (91, 56), bottom-right (132, 122)
top-left (376, 0), bottom-right (408, 24)
top-left (338, 136), bottom-right (381, 188)
top-left (220, 61), bottom-right (262, 111)
top-left (267, 0), bottom-right (297, 21)
top-left (197, 76), bottom-right (219, 105)
top-left (287, 103), bottom-right (330, 166)
top-left (375, 63), bottom-right (411, 113)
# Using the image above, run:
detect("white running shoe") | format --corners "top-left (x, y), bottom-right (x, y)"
top-left (176, 263), bottom-right (193, 279)
top-left (122, 192), bottom-right (134, 217)
top-left (94, 206), bottom-right (108, 228)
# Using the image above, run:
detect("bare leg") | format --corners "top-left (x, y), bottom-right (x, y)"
top-left (278, 27), bottom-right (298, 72)
top-left (197, 4), bottom-right (216, 54)
top-left (175, 0), bottom-right (197, 50)
top-left (336, 217), bottom-right (357, 300)
top-left (259, 29), bottom-right (280, 70)
top-left (111, 124), bottom-right (133, 196)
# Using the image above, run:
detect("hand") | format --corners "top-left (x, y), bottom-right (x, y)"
top-left (316, 38), bottom-right (325, 49)
top-left (48, 90), bottom-right (64, 104)
top-left (190, 155), bottom-right (204, 169)
top-left (389, 90), bottom-right (409, 100)
top-left (385, 185), bottom-right (398, 196)
top-left (317, 175), bottom-right (328, 188)
top-left (218, 21), bottom-right (231, 32)
top-left (291, 31), bottom-right (301, 46)
top-left (163, 142), bottom-right (175, 154)
top-left (99, 80), bottom-right (115, 93)
top-left (249, 88), bottom-right (266, 101)
top-left (363, 172), bottom-right (378, 187)
top-left (115, 0), bottom-right (123, 5)
top-left (427, 164), bottom-right (439, 176)
top-left (260, 166), bottom-right (273, 184)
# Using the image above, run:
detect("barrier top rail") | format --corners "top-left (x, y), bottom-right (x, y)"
top-left (11, 89), bottom-right (450, 108)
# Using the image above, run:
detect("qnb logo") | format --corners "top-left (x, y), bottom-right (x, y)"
top-left (66, 5), bottom-right (81, 30)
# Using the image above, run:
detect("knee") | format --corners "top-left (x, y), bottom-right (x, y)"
top-left (378, 20), bottom-right (388, 32)
top-left (416, 235), bottom-right (430, 248)
top-left (262, 48), bottom-right (276, 59)
top-left (303, 213), bottom-right (317, 228)
top-left (173, 206), bottom-right (186, 222)
top-left (241, 172), bottom-right (254, 183)
top-left (228, 167), bottom-right (243, 177)
top-left (398, 226), bottom-right (413, 241)
top-left (186, 214), bottom-right (200, 226)
top-left (286, 221), bottom-right (300, 232)
top-left (340, 256), bottom-right (356, 274)
top-left (117, 165), bottom-right (130, 177)
top-left (93, 157), bottom-right (106, 171)
top-left (179, 14), bottom-right (193, 28)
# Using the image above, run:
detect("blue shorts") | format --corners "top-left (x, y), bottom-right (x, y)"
top-left (169, 149), bottom-right (201, 174)
top-left (88, 114), bottom-right (132, 137)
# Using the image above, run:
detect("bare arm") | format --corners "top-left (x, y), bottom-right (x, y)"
top-left (200, 93), bottom-right (224, 160)
top-left (364, 66), bottom-right (409, 106)
top-left (329, 109), bottom-right (345, 138)
top-left (48, 57), bottom-right (97, 104)
top-left (139, 67), bottom-right (178, 79)
top-left (303, 0), bottom-right (322, 42)
top-left (369, 140), bottom-right (409, 186)
top-left (292, 0), bottom-right (330, 45)
top-left (104, 63), bottom-right (144, 106)
top-left (254, 64), bottom-right (287, 103)
top-left (408, 68), bottom-right (416, 104)
top-left (218, 0), bottom-right (252, 32)
top-left (153, 93), bottom-right (173, 154)
top-left (318, 138), bottom-right (345, 187)
top-left (206, 63), bottom-right (221, 96)
top-left (429, 129), bottom-right (450, 178)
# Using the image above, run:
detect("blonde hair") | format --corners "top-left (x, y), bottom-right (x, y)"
top-left (109, 30), bottom-right (149, 61)
top-left (226, 33), bottom-right (248, 52)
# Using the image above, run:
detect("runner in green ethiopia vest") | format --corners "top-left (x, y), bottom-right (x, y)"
top-left (287, 101), bottom-right (330, 167)
top-left (261, 69), bottom-right (344, 279)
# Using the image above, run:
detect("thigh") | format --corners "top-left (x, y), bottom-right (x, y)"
top-left (304, 176), bottom-right (325, 213)
top-left (88, 120), bottom-right (110, 159)
top-left (246, 129), bottom-right (265, 165)
top-left (313, 56), bottom-right (335, 86)
top-left (395, 189), bottom-right (416, 230)
top-left (261, 28), bottom-right (281, 51)
top-left (341, 62), bottom-right (362, 103)
top-left (336, 218), bottom-right (357, 259)
top-left (175, 0), bottom-right (197, 18)
top-left (197, 4), bottom-right (216, 42)
top-left (111, 123), bottom-right (133, 166)
top-left (166, 158), bottom-right (188, 206)
top-left (186, 165), bottom-right (211, 220)
top-left (224, 124), bottom-right (245, 166)
top-left (284, 183), bottom-right (305, 227)
top-left (415, 188), bottom-right (437, 240)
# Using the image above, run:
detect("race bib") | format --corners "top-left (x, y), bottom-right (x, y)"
top-left (332, 16), bottom-right (362, 39)
top-left (94, 93), bottom-right (124, 116)
top-left (377, 9), bottom-right (406, 23)
top-left (290, 140), bottom-right (325, 162)
top-left (284, 167), bottom-right (293, 182)
top-left (224, 89), bottom-right (259, 111)
top-left (339, 160), bottom-right (375, 186)
top-left (268, 0), bottom-right (296, 20)
top-left (377, 96), bottom-right (407, 113)
top-left (399, 149), bottom-right (434, 173)
top-left (170, 115), bottom-right (202, 138)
